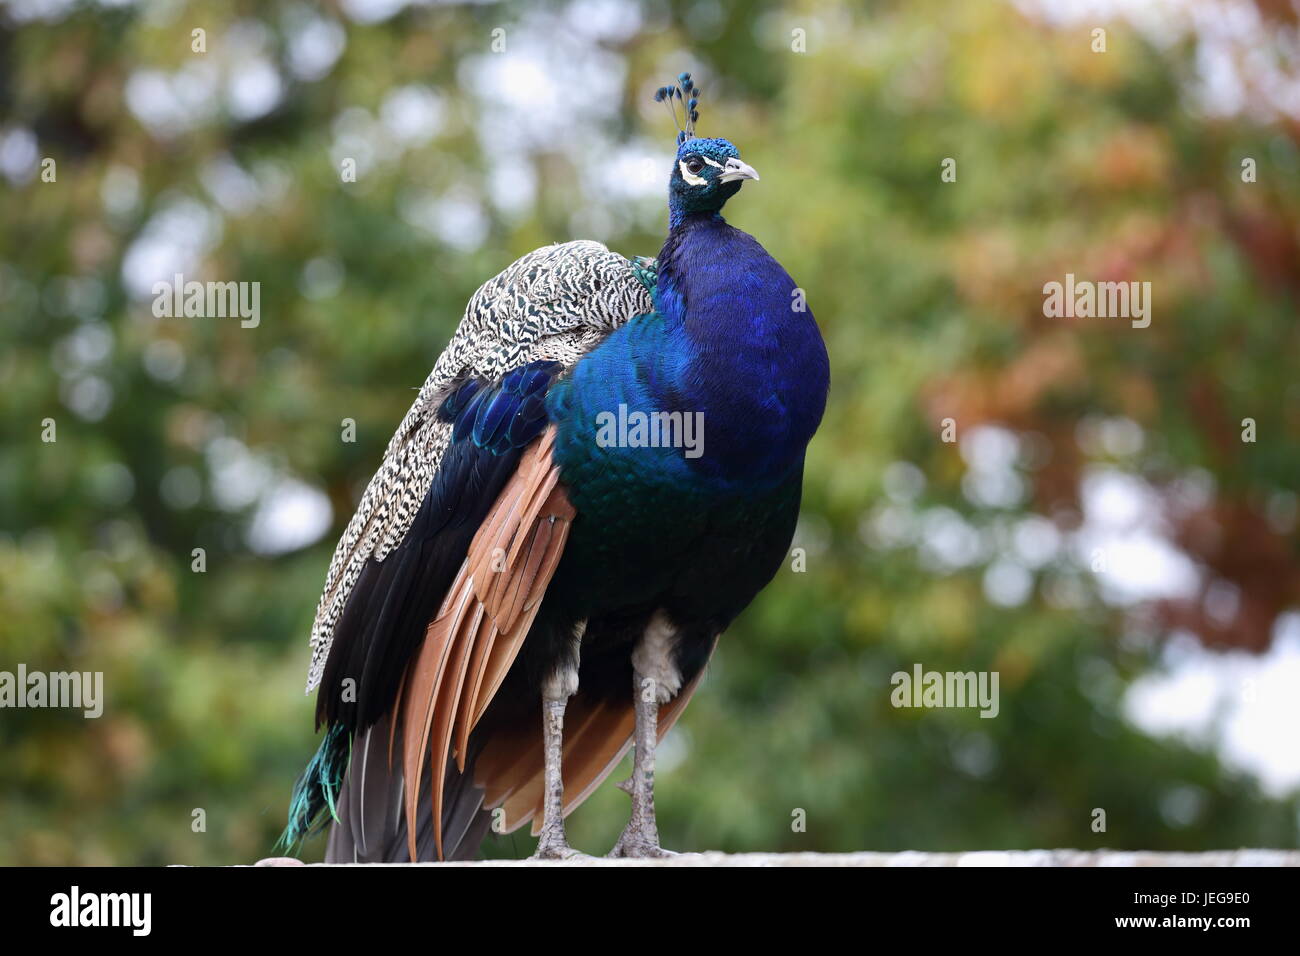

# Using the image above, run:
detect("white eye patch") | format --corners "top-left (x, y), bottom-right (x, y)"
top-left (678, 156), bottom-right (725, 185)
top-left (678, 160), bottom-right (707, 186)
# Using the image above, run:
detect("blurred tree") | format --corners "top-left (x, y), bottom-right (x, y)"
top-left (1, 0), bottom-right (1297, 864)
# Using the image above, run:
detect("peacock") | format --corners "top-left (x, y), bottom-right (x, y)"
top-left (283, 74), bottom-right (830, 861)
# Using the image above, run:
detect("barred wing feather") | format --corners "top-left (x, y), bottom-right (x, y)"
top-left (305, 240), bottom-right (653, 694)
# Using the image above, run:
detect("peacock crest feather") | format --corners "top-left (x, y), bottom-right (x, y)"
top-left (654, 71), bottom-right (702, 144)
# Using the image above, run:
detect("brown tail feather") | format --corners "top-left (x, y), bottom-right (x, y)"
top-left (399, 586), bottom-right (462, 858)
top-left (396, 427), bottom-right (574, 860)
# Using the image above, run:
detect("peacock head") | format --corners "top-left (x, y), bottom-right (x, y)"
top-left (654, 73), bottom-right (759, 223)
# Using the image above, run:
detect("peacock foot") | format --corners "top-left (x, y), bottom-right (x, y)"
top-left (530, 834), bottom-right (592, 861)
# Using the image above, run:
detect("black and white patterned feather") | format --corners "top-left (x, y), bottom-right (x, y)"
top-left (304, 240), bottom-right (653, 693)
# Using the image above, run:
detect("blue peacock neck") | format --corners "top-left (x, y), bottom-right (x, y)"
top-left (649, 212), bottom-right (830, 488)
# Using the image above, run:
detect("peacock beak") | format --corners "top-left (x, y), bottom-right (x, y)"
top-left (718, 158), bottom-right (760, 183)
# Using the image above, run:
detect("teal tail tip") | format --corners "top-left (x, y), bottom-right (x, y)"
top-left (277, 724), bottom-right (350, 854)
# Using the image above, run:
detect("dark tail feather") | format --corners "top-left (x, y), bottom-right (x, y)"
top-left (324, 719), bottom-right (492, 862)
top-left (278, 723), bottom-right (350, 853)
top-left (324, 717), bottom-right (404, 861)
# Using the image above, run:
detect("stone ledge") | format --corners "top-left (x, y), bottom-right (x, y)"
top-left (250, 849), bottom-right (1300, 867)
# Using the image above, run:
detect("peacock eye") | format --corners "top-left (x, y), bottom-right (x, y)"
top-left (685, 157), bottom-right (705, 175)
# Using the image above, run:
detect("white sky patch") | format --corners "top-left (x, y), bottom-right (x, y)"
top-left (861, 501), bottom-right (917, 551)
top-left (206, 436), bottom-right (274, 512)
top-left (339, 0), bottom-right (412, 25)
top-left (125, 61), bottom-right (222, 138)
top-left (1011, 514), bottom-right (1061, 569)
top-left (247, 477), bottom-right (333, 555)
top-left (201, 155), bottom-right (262, 215)
top-left (1126, 615), bottom-right (1300, 797)
top-left (1073, 467), bottom-right (1201, 606)
top-left (227, 58), bottom-right (284, 121)
top-left (917, 506), bottom-right (987, 572)
top-left (564, 0), bottom-right (644, 43)
top-left (203, 436), bottom-right (332, 553)
top-left (120, 197), bottom-right (223, 300)
top-left (961, 424), bottom-right (1026, 510)
top-left (2, 0), bottom-right (80, 24)
top-left (0, 127), bottom-right (39, 185)
top-left (380, 85), bottom-right (446, 146)
top-left (984, 559), bottom-right (1033, 607)
top-left (287, 14), bottom-right (347, 82)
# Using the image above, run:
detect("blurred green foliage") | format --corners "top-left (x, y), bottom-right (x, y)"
top-left (2, 0), bottom-right (1299, 864)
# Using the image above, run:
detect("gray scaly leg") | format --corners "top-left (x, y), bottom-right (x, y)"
top-left (608, 667), bottom-right (675, 858)
top-left (530, 632), bottom-right (588, 861)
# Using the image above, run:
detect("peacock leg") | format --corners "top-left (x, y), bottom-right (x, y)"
top-left (530, 649), bottom-right (588, 860)
top-left (608, 666), bottom-right (676, 858)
